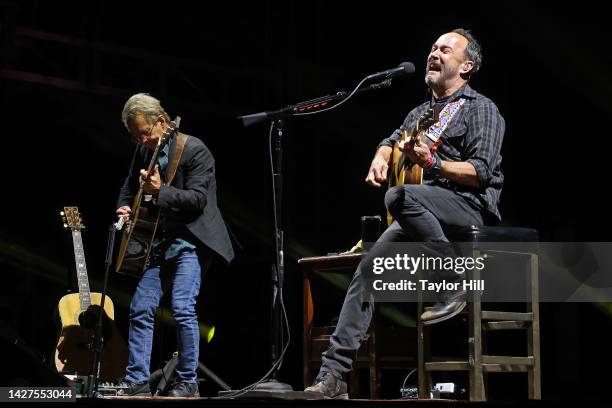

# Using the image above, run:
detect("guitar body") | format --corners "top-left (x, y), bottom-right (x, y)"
top-left (390, 132), bottom-right (424, 186)
top-left (387, 107), bottom-right (440, 225)
top-left (57, 293), bottom-right (115, 329)
top-left (54, 293), bottom-right (128, 382)
top-left (116, 204), bottom-right (161, 277)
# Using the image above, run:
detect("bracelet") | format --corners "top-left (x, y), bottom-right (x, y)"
top-left (425, 154), bottom-right (442, 177)
top-left (422, 154), bottom-right (434, 169)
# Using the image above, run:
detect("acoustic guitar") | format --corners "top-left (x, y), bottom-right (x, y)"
top-left (115, 117), bottom-right (180, 277)
top-left (387, 106), bottom-right (440, 224)
top-left (54, 207), bottom-right (128, 381)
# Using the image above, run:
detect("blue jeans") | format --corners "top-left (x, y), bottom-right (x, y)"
top-left (125, 249), bottom-right (203, 384)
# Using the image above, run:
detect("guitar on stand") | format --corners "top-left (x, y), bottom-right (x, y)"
top-left (54, 207), bottom-right (128, 382)
top-left (115, 117), bottom-right (181, 277)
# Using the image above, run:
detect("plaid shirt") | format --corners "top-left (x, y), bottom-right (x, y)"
top-left (378, 84), bottom-right (505, 221)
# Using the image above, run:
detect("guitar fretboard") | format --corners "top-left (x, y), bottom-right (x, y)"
top-left (71, 230), bottom-right (91, 311)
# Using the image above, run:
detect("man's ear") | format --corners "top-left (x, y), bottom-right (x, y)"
top-left (461, 60), bottom-right (475, 75)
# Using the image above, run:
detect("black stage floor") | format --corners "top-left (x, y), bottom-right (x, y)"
top-left (71, 396), bottom-right (612, 408)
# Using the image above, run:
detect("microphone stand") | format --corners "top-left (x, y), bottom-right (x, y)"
top-left (256, 117), bottom-right (289, 392)
top-left (87, 220), bottom-right (120, 398)
top-left (237, 78), bottom-right (393, 396)
top-left (239, 79), bottom-right (392, 127)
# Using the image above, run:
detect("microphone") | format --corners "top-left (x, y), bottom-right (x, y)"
top-left (366, 62), bottom-right (415, 80)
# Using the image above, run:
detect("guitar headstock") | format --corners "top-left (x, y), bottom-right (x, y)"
top-left (158, 116), bottom-right (181, 147)
top-left (415, 108), bottom-right (438, 133)
top-left (61, 206), bottom-right (84, 231)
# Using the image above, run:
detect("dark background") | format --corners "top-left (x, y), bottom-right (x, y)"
top-left (1, 0), bottom-right (610, 400)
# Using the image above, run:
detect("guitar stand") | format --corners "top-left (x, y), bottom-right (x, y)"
top-left (87, 222), bottom-right (119, 398)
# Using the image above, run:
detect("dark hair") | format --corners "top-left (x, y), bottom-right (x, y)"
top-left (451, 28), bottom-right (482, 78)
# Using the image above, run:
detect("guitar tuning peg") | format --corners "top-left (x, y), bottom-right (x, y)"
top-left (63, 223), bottom-right (68, 229)
top-left (60, 211), bottom-right (65, 216)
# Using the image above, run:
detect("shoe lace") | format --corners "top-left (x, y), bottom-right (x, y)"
top-left (316, 371), bottom-right (339, 384)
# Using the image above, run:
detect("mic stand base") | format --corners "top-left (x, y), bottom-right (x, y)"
top-left (253, 379), bottom-right (293, 392)
top-left (219, 387), bottom-right (325, 401)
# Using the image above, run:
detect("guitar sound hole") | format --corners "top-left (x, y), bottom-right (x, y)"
top-left (78, 306), bottom-right (113, 341)
top-left (78, 309), bottom-right (97, 329)
top-left (126, 237), bottom-right (148, 260)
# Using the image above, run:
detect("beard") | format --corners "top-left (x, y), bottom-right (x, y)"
top-left (425, 65), bottom-right (461, 90)
top-left (425, 71), bottom-right (441, 88)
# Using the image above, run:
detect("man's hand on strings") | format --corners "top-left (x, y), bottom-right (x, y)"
top-left (399, 136), bottom-right (431, 167)
top-left (140, 165), bottom-right (161, 196)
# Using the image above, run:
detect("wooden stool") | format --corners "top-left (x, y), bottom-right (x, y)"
top-left (298, 253), bottom-right (417, 398)
top-left (298, 253), bottom-right (379, 398)
top-left (418, 226), bottom-right (541, 401)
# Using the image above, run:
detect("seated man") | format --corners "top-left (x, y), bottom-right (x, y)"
top-left (306, 28), bottom-right (505, 399)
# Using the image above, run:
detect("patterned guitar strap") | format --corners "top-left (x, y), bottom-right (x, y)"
top-left (425, 98), bottom-right (467, 144)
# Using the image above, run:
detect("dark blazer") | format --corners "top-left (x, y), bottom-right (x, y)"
top-left (117, 133), bottom-right (235, 264)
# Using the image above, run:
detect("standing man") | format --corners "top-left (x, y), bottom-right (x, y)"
top-left (116, 93), bottom-right (234, 397)
top-left (306, 29), bottom-right (505, 398)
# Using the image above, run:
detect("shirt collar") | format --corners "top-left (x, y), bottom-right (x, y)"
top-left (160, 143), bottom-right (169, 156)
top-left (459, 83), bottom-right (478, 99)
top-left (430, 83), bottom-right (477, 105)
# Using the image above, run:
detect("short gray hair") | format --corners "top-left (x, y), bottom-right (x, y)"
top-left (451, 28), bottom-right (482, 78)
top-left (121, 93), bottom-right (170, 129)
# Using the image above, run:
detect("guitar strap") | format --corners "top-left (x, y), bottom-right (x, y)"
top-left (425, 98), bottom-right (466, 142)
top-left (164, 133), bottom-right (189, 186)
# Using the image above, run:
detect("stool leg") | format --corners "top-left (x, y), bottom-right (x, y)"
top-left (417, 320), bottom-right (432, 398)
top-left (369, 317), bottom-right (379, 399)
top-left (349, 367), bottom-right (359, 397)
top-left (417, 284), bottom-right (432, 399)
top-left (303, 273), bottom-right (313, 389)
top-left (482, 313), bottom-right (489, 396)
top-left (527, 253), bottom-right (541, 399)
top-left (469, 250), bottom-right (485, 401)
top-left (468, 301), bottom-right (485, 401)
top-left (369, 355), bottom-right (378, 399)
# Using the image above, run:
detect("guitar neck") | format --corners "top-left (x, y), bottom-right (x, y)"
top-left (71, 230), bottom-right (92, 311)
top-left (133, 140), bottom-right (166, 207)
top-left (121, 118), bottom-right (179, 243)
top-left (142, 118), bottom-right (180, 187)
top-left (146, 142), bottom-right (164, 178)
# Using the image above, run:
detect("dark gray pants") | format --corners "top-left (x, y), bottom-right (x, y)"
top-left (318, 184), bottom-right (484, 379)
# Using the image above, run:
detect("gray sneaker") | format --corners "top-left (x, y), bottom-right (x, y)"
top-left (304, 372), bottom-right (348, 399)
